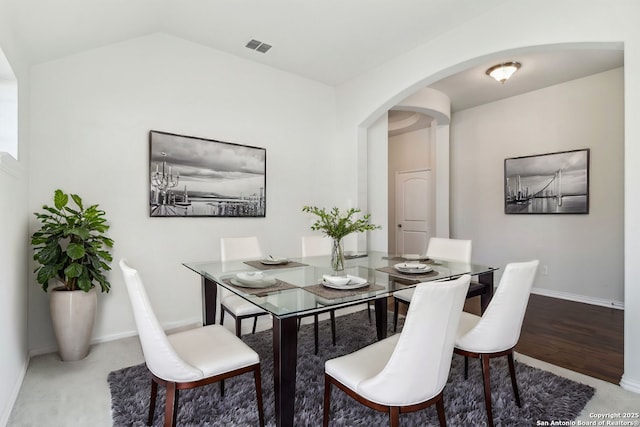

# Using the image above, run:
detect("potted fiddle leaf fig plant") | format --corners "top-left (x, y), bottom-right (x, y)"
top-left (302, 206), bottom-right (380, 271)
top-left (31, 189), bottom-right (114, 361)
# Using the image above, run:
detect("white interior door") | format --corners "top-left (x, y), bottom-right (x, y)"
top-left (395, 169), bottom-right (433, 255)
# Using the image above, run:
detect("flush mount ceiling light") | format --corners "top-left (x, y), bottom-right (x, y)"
top-left (245, 39), bottom-right (272, 54)
top-left (486, 61), bottom-right (521, 83)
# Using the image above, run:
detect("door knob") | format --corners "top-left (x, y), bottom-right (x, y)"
top-left (397, 224), bottom-right (402, 228)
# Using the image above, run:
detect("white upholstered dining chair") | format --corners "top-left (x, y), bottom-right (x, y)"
top-left (323, 274), bottom-right (471, 427)
top-left (425, 237), bottom-right (472, 263)
top-left (119, 260), bottom-right (265, 427)
top-left (301, 235), bottom-right (332, 257)
top-left (393, 237), bottom-right (472, 331)
top-left (454, 260), bottom-right (539, 427)
top-left (219, 236), bottom-right (269, 337)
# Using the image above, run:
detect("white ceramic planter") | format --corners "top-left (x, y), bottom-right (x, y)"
top-left (49, 286), bottom-right (97, 361)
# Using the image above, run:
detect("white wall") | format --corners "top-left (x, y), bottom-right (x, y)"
top-left (335, 0), bottom-right (640, 392)
top-left (451, 68), bottom-right (624, 305)
top-left (27, 33), bottom-right (337, 353)
top-left (0, 78), bottom-right (18, 158)
top-left (0, 155), bottom-right (28, 426)
top-left (365, 112), bottom-right (388, 252)
top-left (388, 127), bottom-right (432, 174)
top-left (0, 1), bottom-right (30, 423)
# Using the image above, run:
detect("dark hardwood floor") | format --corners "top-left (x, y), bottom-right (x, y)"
top-left (464, 294), bottom-right (624, 384)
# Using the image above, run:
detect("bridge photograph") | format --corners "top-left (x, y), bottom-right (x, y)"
top-left (504, 149), bottom-right (589, 214)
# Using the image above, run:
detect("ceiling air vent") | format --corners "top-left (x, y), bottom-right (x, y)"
top-left (256, 43), bottom-right (272, 53)
top-left (245, 39), bottom-right (272, 54)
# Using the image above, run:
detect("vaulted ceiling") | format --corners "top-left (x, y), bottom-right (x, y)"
top-left (1, 0), bottom-right (624, 110)
top-left (2, 0), bottom-right (510, 85)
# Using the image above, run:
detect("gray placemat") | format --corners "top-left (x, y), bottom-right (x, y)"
top-left (344, 253), bottom-right (368, 260)
top-left (376, 266), bottom-right (439, 280)
top-left (243, 260), bottom-right (308, 270)
top-left (383, 256), bottom-right (433, 263)
top-left (222, 278), bottom-right (299, 297)
top-left (304, 283), bottom-right (385, 300)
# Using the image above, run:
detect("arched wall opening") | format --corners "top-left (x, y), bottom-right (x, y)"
top-left (380, 88), bottom-right (451, 255)
top-left (357, 41), bottom-right (624, 252)
top-left (355, 41), bottom-right (627, 387)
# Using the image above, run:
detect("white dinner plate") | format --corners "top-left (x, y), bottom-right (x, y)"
top-left (231, 277), bottom-right (277, 289)
top-left (394, 263), bottom-right (433, 274)
top-left (321, 275), bottom-right (369, 290)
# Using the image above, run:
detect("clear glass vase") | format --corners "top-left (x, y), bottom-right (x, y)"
top-left (331, 238), bottom-right (345, 272)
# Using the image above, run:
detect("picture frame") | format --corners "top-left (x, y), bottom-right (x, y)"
top-left (149, 130), bottom-right (266, 217)
top-left (504, 148), bottom-right (589, 214)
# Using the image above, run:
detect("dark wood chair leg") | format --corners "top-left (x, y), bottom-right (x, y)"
top-left (164, 382), bottom-right (178, 427)
top-left (367, 301), bottom-right (372, 324)
top-left (297, 318), bottom-right (301, 331)
top-left (235, 317), bottom-right (242, 338)
top-left (436, 394), bottom-right (447, 427)
top-left (314, 314), bottom-right (319, 355)
top-left (393, 298), bottom-right (399, 332)
top-left (464, 356), bottom-right (469, 379)
top-left (220, 379), bottom-right (225, 397)
top-left (252, 316), bottom-right (258, 334)
top-left (480, 354), bottom-right (494, 427)
top-left (390, 406), bottom-right (400, 427)
top-left (172, 388), bottom-right (180, 427)
top-left (219, 304), bottom-right (225, 325)
top-left (507, 352), bottom-right (521, 407)
top-left (148, 379), bottom-right (158, 426)
top-left (254, 367), bottom-right (265, 427)
top-left (323, 375), bottom-right (331, 427)
top-left (330, 310), bottom-right (336, 345)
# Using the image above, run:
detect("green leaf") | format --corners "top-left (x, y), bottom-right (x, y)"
top-left (66, 243), bottom-right (86, 260)
top-left (63, 206), bottom-right (80, 216)
top-left (53, 190), bottom-right (68, 210)
top-left (68, 227), bottom-right (91, 240)
top-left (64, 263), bottom-right (84, 278)
top-left (97, 250), bottom-right (113, 262)
top-left (35, 243), bottom-right (62, 265)
top-left (70, 193), bottom-right (83, 210)
top-left (77, 276), bottom-right (92, 292)
top-left (43, 206), bottom-right (63, 217)
top-left (36, 264), bottom-right (58, 286)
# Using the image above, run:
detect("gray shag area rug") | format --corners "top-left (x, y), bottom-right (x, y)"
top-left (108, 311), bottom-right (594, 426)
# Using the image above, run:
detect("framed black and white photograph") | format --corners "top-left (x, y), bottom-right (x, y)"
top-left (149, 130), bottom-right (266, 217)
top-left (504, 149), bottom-right (589, 214)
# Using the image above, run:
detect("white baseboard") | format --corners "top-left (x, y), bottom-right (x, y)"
top-left (1, 354), bottom-right (29, 427)
top-left (28, 317), bottom-right (202, 358)
top-left (28, 344), bottom-right (59, 358)
top-left (531, 287), bottom-right (624, 310)
top-left (620, 375), bottom-right (640, 394)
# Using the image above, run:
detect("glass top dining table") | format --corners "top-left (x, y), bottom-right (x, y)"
top-left (183, 251), bottom-right (497, 427)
